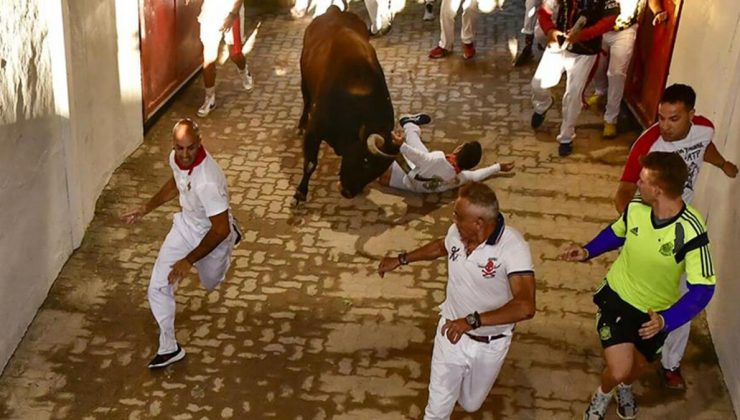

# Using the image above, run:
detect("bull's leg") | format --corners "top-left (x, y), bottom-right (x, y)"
top-left (298, 80), bottom-right (310, 133)
top-left (294, 132), bottom-right (320, 204)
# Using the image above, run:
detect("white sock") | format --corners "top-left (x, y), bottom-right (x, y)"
top-left (238, 65), bottom-right (251, 76)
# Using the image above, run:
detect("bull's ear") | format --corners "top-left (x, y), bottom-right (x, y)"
top-left (366, 134), bottom-right (396, 159)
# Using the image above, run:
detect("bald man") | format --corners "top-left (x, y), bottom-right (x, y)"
top-left (122, 118), bottom-right (241, 369)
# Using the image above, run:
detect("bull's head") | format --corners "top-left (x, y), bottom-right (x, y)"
top-left (338, 132), bottom-right (398, 198)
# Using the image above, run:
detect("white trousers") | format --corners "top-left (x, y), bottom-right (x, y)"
top-left (439, 0), bottom-right (478, 50)
top-left (521, 0), bottom-right (542, 34)
top-left (364, 0), bottom-right (392, 33)
top-left (531, 46), bottom-right (597, 143)
top-left (389, 124), bottom-right (430, 192)
top-left (592, 26), bottom-right (637, 124)
top-left (148, 213), bottom-right (236, 354)
top-left (424, 318), bottom-right (512, 419)
top-left (661, 275), bottom-right (691, 370)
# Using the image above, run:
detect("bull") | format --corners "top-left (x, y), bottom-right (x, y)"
top-left (295, 5), bottom-right (398, 204)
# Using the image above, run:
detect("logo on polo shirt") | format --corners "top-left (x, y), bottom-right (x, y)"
top-left (630, 227), bottom-right (638, 236)
top-left (449, 246), bottom-right (461, 261)
top-left (479, 257), bottom-right (500, 278)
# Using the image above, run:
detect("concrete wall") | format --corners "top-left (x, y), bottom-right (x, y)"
top-left (0, 0), bottom-right (143, 372)
top-left (668, 0), bottom-right (740, 413)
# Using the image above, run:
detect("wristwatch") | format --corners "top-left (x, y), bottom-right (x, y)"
top-left (397, 252), bottom-right (409, 266)
top-left (465, 312), bottom-right (481, 329)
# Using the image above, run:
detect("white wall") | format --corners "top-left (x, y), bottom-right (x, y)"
top-left (668, 0), bottom-right (740, 413)
top-left (0, 0), bottom-right (143, 372)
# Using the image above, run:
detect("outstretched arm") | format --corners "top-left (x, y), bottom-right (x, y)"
top-left (377, 238), bottom-right (447, 277)
top-left (120, 176), bottom-right (179, 224)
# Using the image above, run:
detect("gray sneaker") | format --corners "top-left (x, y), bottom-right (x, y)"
top-left (583, 389), bottom-right (612, 420)
top-left (616, 383), bottom-right (638, 419)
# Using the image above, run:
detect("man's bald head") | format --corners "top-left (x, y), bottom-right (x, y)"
top-left (172, 118), bottom-right (201, 145)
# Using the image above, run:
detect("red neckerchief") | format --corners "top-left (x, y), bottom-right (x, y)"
top-left (174, 146), bottom-right (207, 175)
top-left (446, 154), bottom-right (461, 173)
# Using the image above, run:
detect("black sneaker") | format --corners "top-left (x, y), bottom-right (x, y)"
top-left (513, 44), bottom-right (533, 67)
top-left (232, 222), bottom-right (243, 246)
top-left (558, 142), bottom-right (573, 157)
top-left (147, 344), bottom-right (186, 369)
top-left (399, 113), bottom-right (432, 127)
top-left (531, 99), bottom-right (553, 129)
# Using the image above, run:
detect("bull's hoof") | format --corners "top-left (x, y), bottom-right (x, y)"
top-left (292, 191), bottom-right (307, 207)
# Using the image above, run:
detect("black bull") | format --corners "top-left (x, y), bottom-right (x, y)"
top-left (294, 6), bottom-right (399, 203)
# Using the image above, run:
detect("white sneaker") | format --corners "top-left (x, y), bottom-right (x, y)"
top-left (583, 388), bottom-right (612, 420)
top-left (423, 3), bottom-right (434, 20)
top-left (197, 97), bottom-right (216, 117)
top-left (242, 71), bottom-right (254, 91)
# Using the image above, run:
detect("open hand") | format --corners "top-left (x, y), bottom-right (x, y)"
top-left (377, 256), bottom-right (401, 278)
top-left (500, 162), bottom-right (515, 172)
top-left (652, 11), bottom-right (668, 26)
top-left (120, 206), bottom-right (147, 225)
top-left (722, 161), bottom-right (738, 178)
top-left (561, 245), bottom-right (588, 262)
top-left (168, 259), bottom-right (193, 285)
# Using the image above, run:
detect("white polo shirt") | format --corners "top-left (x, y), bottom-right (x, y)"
top-left (440, 215), bottom-right (534, 336)
top-left (169, 149), bottom-right (231, 237)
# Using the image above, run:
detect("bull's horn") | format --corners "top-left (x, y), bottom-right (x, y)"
top-left (367, 134), bottom-right (395, 159)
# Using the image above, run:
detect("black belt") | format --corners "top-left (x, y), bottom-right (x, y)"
top-left (465, 332), bottom-right (507, 344)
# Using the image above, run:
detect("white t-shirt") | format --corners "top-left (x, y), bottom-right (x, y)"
top-left (199, 0), bottom-right (239, 24)
top-left (440, 216), bottom-right (535, 336)
top-left (621, 116), bottom-right (715, 204)
top-left (169, 150), bottom-right (230, 236)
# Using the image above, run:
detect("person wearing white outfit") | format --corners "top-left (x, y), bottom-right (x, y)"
top-left (121, 119), bottom-right (241, 369)
top-left (378, 182), bottom-right (536, 419)
top-left (378, 113), bottom-right (514, 193)
top-left (197, 0), bottom-right (253, 118)
top-left (513, 0), bottom-right (543, 66)
top-left (429, 0), bottom-right (479, 59)
top-left (586, 0), bottom-right (668, 138)
top-left (364, 0), bottom-right (393, 35)
top-left (530, 0), bottom-right (620, 157)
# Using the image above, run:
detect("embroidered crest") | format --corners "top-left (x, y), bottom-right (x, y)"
top-left (659, 241), bottom-right (674, 256)
top-left (599, 325), bottom-right (612, 341)
top-left (479, 257), bottom-right (500, 278)
top-left (449, 246), bottom-right (461, 262)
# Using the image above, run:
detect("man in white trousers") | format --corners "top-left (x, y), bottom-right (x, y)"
top-left (586, 0), bottom-right (668, 138)
top-left (365, 0), bottom-right (393, 36)
top-left (530, 0), bottom-right (620, 157)
top-left (121, 118), bottom-right (240, 369)
top-left (197, 0), bottom-right (254, 118)
top-left (378, 113), bottom-right (515, 193)
top-left (378, 182), bottom-right (536, 419)
top-left (513, 0), bottom-right (543, 66)
top-left (429, 0), bottom-right (479, 59)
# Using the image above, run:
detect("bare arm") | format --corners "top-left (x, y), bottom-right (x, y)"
top-left (377, 238), bottom-right (447, 277)
top-left (648, 0), bottom-right (668, 25)
top-left (614, 181), bottom-right (638, 214)
top-left (221, 0), bottom-right (244, 31)
top-left (120, 176), bottom-right (179, 224)
top-left (704, 142), bottom-right (738, 178)
top-left (168, 210), bottom-right (231, 284)
top-left (440, 272), bottom-right (536, 343)
top-left (479, 273), bottom-right (536, 325)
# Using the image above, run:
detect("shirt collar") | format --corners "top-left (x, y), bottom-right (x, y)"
top-left (485, 213), bottom-right (506, 246)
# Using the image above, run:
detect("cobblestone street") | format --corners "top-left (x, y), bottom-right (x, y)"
top-left (0, 1), bottom-right (734, 419)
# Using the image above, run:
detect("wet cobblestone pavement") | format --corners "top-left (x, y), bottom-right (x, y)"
top-left (0, 1), bottom-right (735, 419)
